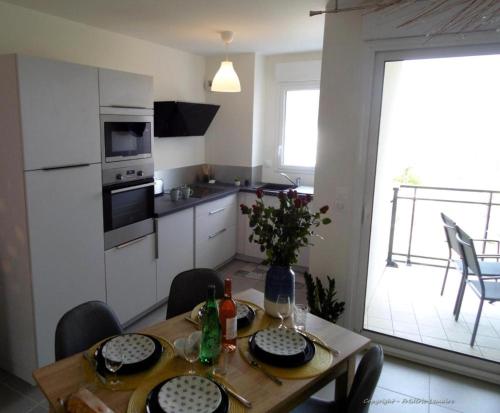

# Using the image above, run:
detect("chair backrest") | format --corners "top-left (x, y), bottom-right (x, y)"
top-left (441, 213), bottom-right (461, 256)
top-left (345, 345), bottom-right (384, 413)
top-left (166, 268), bottom-right (224, 319)
top-left (456, 226), bottom-right (484, 287)
top-left (55, 301), bottom-right (123, 361)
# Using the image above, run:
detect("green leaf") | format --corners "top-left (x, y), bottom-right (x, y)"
top-left (322, 217), bottom-right (332, 225)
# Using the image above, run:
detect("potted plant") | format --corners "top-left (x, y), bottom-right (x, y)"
top-left (240, 189), bottom-right (331, 317)
top-left (304, 272), bottom-right (345, 323)
top-left (234, 177), bottom-right (241, 186)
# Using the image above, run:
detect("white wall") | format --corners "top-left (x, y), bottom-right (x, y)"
top-left (261, 52), bottom-right (322, 186)
top-left (0, 1), bottom-right (207, 169)
top-left (205, 53), bottom-right (256, 167)
top-left (309, 12), bottom-right (369, 327)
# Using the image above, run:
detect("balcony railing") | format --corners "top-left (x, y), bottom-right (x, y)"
top-left (386, 185), bottom-right (500, 268)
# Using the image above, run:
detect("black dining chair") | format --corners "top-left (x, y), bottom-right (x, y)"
top-left (291, 345), bottom-right (384, 413)
top-left (54, 301), bottom-right (123, 361)
top-left (456, 226), bottom-right (500, 346)
top-left (165, 268), bottom-right (224, 319)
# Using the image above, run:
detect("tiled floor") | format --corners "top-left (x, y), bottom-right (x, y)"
top-left (364, 264), bottom-right (500, 362)
top-left (1, 259), bottom-right (499, 413)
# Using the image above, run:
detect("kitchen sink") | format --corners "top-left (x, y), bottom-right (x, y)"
top-left (259, 183), bottom-right (297, 191)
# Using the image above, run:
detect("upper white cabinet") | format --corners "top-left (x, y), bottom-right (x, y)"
top-left (25, 163), bottom-right (106, 368)
top-left (17, 55), bottom-right (100, 170)
top-left (157, 208), bottom-right (194, 302)
top-left (105, 234), bottom-right (157, 324)
top-left (98, 68), bottom-right (153, 109)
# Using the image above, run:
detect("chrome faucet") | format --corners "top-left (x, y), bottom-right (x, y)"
top-left (280, 172), bottom-right (301, 187)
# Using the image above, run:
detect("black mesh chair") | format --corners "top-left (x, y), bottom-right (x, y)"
top-left (456, 226), bottom-right (500, 346)
top-left (441, 213), bottom-right (500, 307)
top-left (55, 301), bottom-right (123, 361)
top-left (291, 345), bottom-right (384, 413)
top-left (166, 268), bottom-right (224, 319)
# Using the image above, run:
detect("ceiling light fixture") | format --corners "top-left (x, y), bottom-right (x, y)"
top-left (211, 31), bottom-right (241, 93)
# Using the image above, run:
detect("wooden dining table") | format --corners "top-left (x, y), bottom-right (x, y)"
top-left (33, 288), bottom-right (371, 413)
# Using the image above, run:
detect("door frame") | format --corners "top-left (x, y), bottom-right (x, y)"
top-left (351, 40), bottom-right (500, 384)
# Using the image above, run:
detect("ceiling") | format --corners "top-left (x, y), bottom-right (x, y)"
top-left (5, 0), bottom-right (328, 56)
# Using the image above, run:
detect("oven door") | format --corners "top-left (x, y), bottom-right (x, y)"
top-left (101, 115), bottom-right (153, 163)
top-left (103, 178), bottom-right (155, 249)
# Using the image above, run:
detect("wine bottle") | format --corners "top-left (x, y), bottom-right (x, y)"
top-left (219, 278), bottom-right (237, 352)
top-left (199, 284), bottom-right (221, 365)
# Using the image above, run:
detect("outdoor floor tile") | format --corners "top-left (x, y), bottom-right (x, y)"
top-left (449, 342), bottom-right (483, 357)
top-left (421, 336), bottom-right (453, 350)
top-left (393, 321), bottom-right (420, 334)
top-left (473, 335), bottom-right (500, 349)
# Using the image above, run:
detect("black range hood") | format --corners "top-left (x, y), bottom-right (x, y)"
top-left (154, 101), bottom-right (220, 137)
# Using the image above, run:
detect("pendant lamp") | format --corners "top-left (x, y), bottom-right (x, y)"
top-left (211, 31), bottom-right (241, 93)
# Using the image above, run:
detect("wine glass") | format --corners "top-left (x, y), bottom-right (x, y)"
top-left (184, 331), bottom-right (201, 374)
top-left (275, 294), bottom-right (291, 329)
top-left (104, 340), bottom-right (123, 387)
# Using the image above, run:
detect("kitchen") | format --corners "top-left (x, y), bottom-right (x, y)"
top-left (1, 1), bottom-right (500, 413)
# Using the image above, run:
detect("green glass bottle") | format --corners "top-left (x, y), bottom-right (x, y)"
top-left (199, 284), bottom-right (221, 365)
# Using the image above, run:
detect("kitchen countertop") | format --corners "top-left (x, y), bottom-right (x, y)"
top-left (154, 182), bottom-right (315, 217)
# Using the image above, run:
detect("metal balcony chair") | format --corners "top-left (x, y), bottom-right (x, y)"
top-left (456, 226), bottom-right (500, 346)
top-left (165, 268), bottom-right (224, 319)
top-left (55, 301), bottom-right (123, 360)
top-left (291, 345), bottom-right (384, 413)
top-left (440, 213), bottom-right (500, 298)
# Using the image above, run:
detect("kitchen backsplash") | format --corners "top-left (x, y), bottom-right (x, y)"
top-left (155, 164), bottom-right (262, 190)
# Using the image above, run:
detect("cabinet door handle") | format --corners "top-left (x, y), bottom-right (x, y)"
top-left (115, 235), bottom-right (148, 249)
top-left (208, 228), bottom-right (226, 239)
top-left (209, 207), bottom-right (225, 215)
top-left (154, 218), bottom-right (159, 259)
top-left (42, 163), bottom-right (90, 171)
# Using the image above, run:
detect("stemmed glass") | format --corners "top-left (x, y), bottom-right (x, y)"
top-left (184, 331), bottom-right (201, 375)
top-left (104, 340), bottom-right (123, 387)
top-left (275, 294), bottom-right (291, 329)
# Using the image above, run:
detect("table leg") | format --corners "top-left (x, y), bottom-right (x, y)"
top-left (334, 355), bottom-right (356, 400)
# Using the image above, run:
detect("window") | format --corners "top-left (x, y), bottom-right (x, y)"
top-left (278, 82), bottom-right (320, 171)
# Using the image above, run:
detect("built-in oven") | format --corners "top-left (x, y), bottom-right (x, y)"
top-left (102, 164), bottom-right (155, 250)
top-left (100, 114), bottom-right (153, 165)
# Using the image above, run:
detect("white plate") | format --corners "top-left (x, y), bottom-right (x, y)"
top-left (157, 375), bottom-right (222, 413)
top-left (254, 328), bottom-right (307, 356)
top-left (102, 334), bottom-right (155, 364)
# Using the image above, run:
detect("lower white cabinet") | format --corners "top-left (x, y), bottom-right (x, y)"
top-left (195, 195), bottom-right (237, 268)
top-left (105, 234), bottom-right (157, 323)
top-left (157, 208), bottom-right (194, 301)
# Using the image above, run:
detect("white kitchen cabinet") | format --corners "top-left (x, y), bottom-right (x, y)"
top-left (105, 234), bottom-right (157, 324)
top-left (17, 55), bottom-right (100, 170)
top-left (24, 163), bottom-right (106, 368)
top-left (195, 195), bottom-right (237, 268)
top-left (237, 192), bottom-right (310, 268)
top-left (157, 208), bottom-right (194, 301)
top-left (99, 68), bottom-right (154, 109)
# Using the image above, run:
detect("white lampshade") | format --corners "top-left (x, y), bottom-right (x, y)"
top-left (211, 61), bottom-right (241, 93)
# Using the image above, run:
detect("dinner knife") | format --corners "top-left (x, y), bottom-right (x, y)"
top-left (243, 351), bottom-right (282, 385)
top-left (207, 374), bottom-right (252, 408)
top-left (297, 331), bottom-right (341, 356)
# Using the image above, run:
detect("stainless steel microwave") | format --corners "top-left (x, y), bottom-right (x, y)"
top-left (100, 114), bottom-right (153, 165)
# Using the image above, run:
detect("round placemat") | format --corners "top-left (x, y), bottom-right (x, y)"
top-left (82, 335), bottom-right (175, 391)
top-left (239, 333), bottom-right (334, 380)
top-left (127, 374), bottom-right (247, 413)
top-left (190, 300), bottom-right (271, 337)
